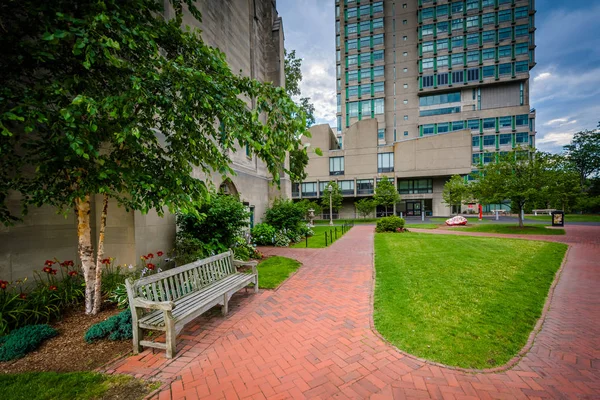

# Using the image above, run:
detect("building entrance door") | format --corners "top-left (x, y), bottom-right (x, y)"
top-left (405, 201), bottom-right (422, 216)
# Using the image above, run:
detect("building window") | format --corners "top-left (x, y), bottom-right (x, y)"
top-left (348, 86), bottom-right (359, 97)
top-left (482, 30), bottom-right (495, 43)
top-left (516, 132), bottom-right (529, 144)
top-left (347, 23), bottom-right (358, 35)
top-left (482, 65), bottom-right (495, 78)
top-left (437, 39), bottom-right (449, 51)
top-left (422, 75), bottom-right (434, 87)
top-left (373, 2), bottom-right (384, 14)
top-left (419, 92), bottom-right (461, 107)
top-left (483, 135), bottom-right (495, 147)
top-left (422, 41), bottom-right (434, 53)
top-left (516, 114), bottom-right (528, 126)
top-left (339, 180), bottom-right (355, 195)
top-left (422, 7), bottom-right (434, 20)
top-left (403, 83), bottom-right (408, 88)
top-left (515, 6), bottom-right (528, 19)
top-left (499, 27), bottom-right (512, 41)
top-left (349, 101), bottom-right (359, 117)
top-left (452, 70), bottom-right (464, 83)
top-left (403, 35), bottom-right (408, 41)
top-left (377, 153), bottom-right (394, 173)
top-left (378, 128), bottom-right (385, 140)
top-left (515, 43), bottom-right (528, 55)
top-left (422, 58), bottom-right (434, 69)
top-left (451, 53), bottom-right (464, 67)
top-left (403, 67), bottom-right (408, 72)
top-left (499, 116), bottom-right (512, 128)
top-left (362, 99), bottom-right (372, 115)
top-left (452, 2), bottom-right (464, 14)
top-left (374, 98), bottom-right (385, 114)
top-left (423, 124), bottom-right (435, 135)
top-left (373, 34), bottom-right (384, 46)
top-left (398, 179), bottom-right (433, 194)
top-left (482, 48), bottom-right (495, 60)
top-left (515, 61), bottom-right (529, 73)
top-left (438, 123), bottom-right (450, 133)
top-left (360, 37), bottom-right (370, 48)
top-left (373, 50), bottom-right (385, 62)
top-left (437, 21), bottom-right (449, 34)
top-left (498, 10), bottom-right (512, 23)
top-left (437, 55), bottom-right (449, 68)
top-left (420, 106), bottom-right (461, 117)
top-left (498, 45), bottom-right (512, 58)
top-left (472, 135), bottom-right (480, 147)
top-left (452, 19), bottom-right (464, 32)
top-left (373, 66), bottom-right (385, 77)
top-left (499, 133), bottom-right (512, 145)
top-left (472, 153), bottom-right (481, 165)
top-left (437, 5), bottom-right (448, 17)
top-left (467, 68), bottom-right (479, 81)
top-left (466, 16), bottom-right (479, 28)
top-left (482, 118), bottom-right (495, 130)
top-left (498, 63), bottom-right (512, 75)
top-left (453, 121), bottom-right (465, 131)
top-left (483, 152), bottom-right (494, 164)
top-left (329, 156), bottom-right (344, 176)
top-left (347, 39), bottom-right (358, 50)
top-left (301, 182), bottom-right (317, 197)
top-left (404, 130), bottom-right (409, 136)
top-left (348, 70), bottom-right (359, 81)
top-left (373, 81), bottom-right (384, 94)
top-left (403, 115), bottom-right (408, 120)
top-left (467, 50), bottom-right (479, 64)
top-left (351, 179), bottom-right (373, 196)
top-left (482, 12), bottom-right (495, 25)
top-left (468, 119), bottom-right (480, 131)
top-left (515, 25), bottom-right (528, 37)
top-left (467, 33), bottom-right (479, 47)
top-left (466, 0), bottom-right (479, 10)
top-left (373, 17), bottom-right (384, 30)
top-left (421, 24), bottom-right (434, 36)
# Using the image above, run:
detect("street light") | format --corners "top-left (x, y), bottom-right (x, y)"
top-left (328, 184), bottom-right (333, 226)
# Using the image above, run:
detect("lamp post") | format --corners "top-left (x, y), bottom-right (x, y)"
top-left (328, 184), bottom-right (333, 226)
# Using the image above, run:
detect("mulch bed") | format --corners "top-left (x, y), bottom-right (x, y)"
top-left (0, 304), bottom-right (131, 374)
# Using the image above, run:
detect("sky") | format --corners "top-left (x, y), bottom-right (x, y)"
top-left (277, 0), bottom-right (600, 154)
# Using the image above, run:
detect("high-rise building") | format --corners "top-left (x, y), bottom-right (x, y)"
top-left (297, 0), bottom-right (536, 218)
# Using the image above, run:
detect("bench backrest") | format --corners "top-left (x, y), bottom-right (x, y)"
top-left (131, 250), bottom-right (236, 302)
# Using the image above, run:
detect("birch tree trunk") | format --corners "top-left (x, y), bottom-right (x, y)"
top-left (76, 195), bottom-right (96, 315)
top-left (92, 193), bottom-right (109, 314)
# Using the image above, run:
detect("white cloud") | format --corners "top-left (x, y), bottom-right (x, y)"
top-left (534, 72), bottom-right (552, 81)
top-left (543, 117), bottom-right (577, 127)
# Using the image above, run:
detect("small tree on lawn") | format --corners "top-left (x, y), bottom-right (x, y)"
top-left (0, 0), bottom-right (308, 314)
top-left (473, 150), bottom-right (549, 228)
top-left (355, 198), bottom-right (376, 219)
top-left (442, 175), bottom-right (470, 215)
top-left (563, 127), bottom-right (600, 189)
top-left (320, 181), bottom-right (343, 218)
top-left (374, 177), bottom-right (400, 216)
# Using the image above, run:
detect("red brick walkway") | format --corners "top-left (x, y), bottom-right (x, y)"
top-left (105, 225), bottom-right (600, 399)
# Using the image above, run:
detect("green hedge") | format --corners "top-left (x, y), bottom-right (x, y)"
top-left (375, 216), bottom-right (406, 233)
top-left (0, 324), bottom-right (57, 361)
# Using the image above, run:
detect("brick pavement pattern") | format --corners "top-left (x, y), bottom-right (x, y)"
top-left (105, 225), bottom-right (600, 399)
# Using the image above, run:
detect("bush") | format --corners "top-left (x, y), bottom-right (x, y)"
top-left (177, 194), bottom-right (250, 250)
top-left (296, 199), bottom-right (323, 220)
top-left (251, 223), bottom-right (276, 245)
top-left (0, 324), bottom-right (57, 361)
top-left (273, 232), bottom-right (291, 247)
top-left (376, 216), bottom-right (406, 233)
top-left (84, 310), bottom-right (132, 343)
top-left (265, 198), bottom-right (304, 231)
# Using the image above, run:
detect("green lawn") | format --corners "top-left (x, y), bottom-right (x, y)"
top-left (527, 214), bottom-right (600, 223)
top-left (452, 224), bottom-right (565, 235)
top-left (374, 233), bottom-right (567, 369)
top-left (405, 224), bottom-right (438, 229)
top-left (291, 226), bottom-right (351, 248)
top-left (314, 218), bottom-right (376, 225)
top-left (0, 372), bottom-right (157, 400)
top-left (257, 256), bottom-right (301, 289)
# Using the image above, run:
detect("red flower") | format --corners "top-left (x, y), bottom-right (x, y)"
top-left (101, 258), bottom-right (111, 265)
top-left (19, 293), bottom-right (27, 299)
top-left (42, 266), bottom-right (53, 274)
top-left (157, 251), bottom-right (164, 257)
top-left (146, 263), bottom-right (155, 270)
top-left (49, 285), bottom-right (57, 291)
top-left (146, 253), bottom-right (154, 259)
top-left (44, 260), bottom-right (56, 266)
top-left (60, 260), bottom-right (74, 267)
top-left (68, 271), bottom-right (78, 277)
top-left (0, 280), bottom-right (8, 290)
top-left (51, 269), bottom-right (58, 275)
top-left (141, 255), bottom-right (147, 260)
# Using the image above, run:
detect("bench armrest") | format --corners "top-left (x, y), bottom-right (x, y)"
top-left (234, 259), bottom-right (258, 275)
top-left (132, 297), bottom-right (175, 311)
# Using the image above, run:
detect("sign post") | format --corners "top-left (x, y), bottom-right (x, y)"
top-left (478, 204), bottom-right (482, 221)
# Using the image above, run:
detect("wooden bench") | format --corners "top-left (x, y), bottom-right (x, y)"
top-left (533, 209), bottom-right (556, 216)
top-left (125, 250), bottom-right (258, 358)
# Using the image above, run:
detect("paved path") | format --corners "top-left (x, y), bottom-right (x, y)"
top-left (106, 225), bottom-right (600, 399)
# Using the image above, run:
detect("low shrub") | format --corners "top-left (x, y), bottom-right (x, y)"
top-left (376, 216), bottom-right (406, 233)
top-left (84, 310), bottom-right (132, 343)
top-left (265, 198), bottom-right (305, 231)
top-left (273, 232), bottom-right (291, 247)
top-left (0, 324), bottom-right (57, 361)
top-left (251, 223), bottom-right (276, 245)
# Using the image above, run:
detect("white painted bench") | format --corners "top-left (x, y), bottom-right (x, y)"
top-left (533, 209), bottom-right (556, 216)
top-left (125, 250), bottom-right (258, 358)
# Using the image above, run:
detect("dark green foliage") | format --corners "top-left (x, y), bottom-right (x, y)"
top-left (295, 199), bottom-right (322, 220)
top-left (265, 198), bottom-right (305, 231)
top-left (251, 223), bottom-right (276, 246)
top-left (355, 198), bottom-right (376, 218)
top-left (374, 177), bottom-right (401, 214)
top-left (84, 310), bottom-right (132, 343)
top-left (0, 324), bottom-right (57, 361)
top-left (320, 182), bottom-right (343, 212)
top-left (375, 216), bottom-right (405, 233)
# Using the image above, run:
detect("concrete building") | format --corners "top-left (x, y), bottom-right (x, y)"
top-left (0, 0), bottom-right (288, 281)
top-left (295, 0), bottom-right (537, 218)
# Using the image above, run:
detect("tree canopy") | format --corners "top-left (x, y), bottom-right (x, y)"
top-left (374, 177), bottom-right (400, 214)
top-left (320, 181), bottom-right (343, 213)
top-left (442, 175), bottom-right (471, 214)
top-left (0, 0), bottom-right (309, 313)
top-left (563, 126), bottom-right (600, 189)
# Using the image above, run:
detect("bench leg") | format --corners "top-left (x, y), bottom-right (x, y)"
top-left (222, 293), bottom-right (229, 316)
top-left (165, 312), bottom-right (176, 359)
top-left (132, 324), bottom-right (143, 355)
top-left (254, 275), bottom-right (259, 293)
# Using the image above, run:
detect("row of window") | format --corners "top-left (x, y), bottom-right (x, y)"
top-left (421, 45), bottom-right (529, 70)
top-left (345, 34), bottom-right (384, 52)
top-left (472, 132), bottom-right (530, 147)
top-left (346, 50), bottom-right (384, 67)
top-left (472, 149), bottom-right (531, 165)
top-left (346, 65), bottom-right (385, 82)
top-left (421, 23), bottom-right (530, 41)
top-left (418, 115), bottom-right (530, 136)
top-left (420, 6), bottom-right (529, 25)
top-left (328, 153), bottom-right (394, 176)
top-left (298, 177), bottom-right (433, 197)
top-left (421, 37), bottom-right (529, 57)
top-left (344, 18), bottom-right (384, 36)
top-left (346, 82), bottom-right (385, 98)
top-left (419, 91), bottom-right (461, 107)
top-left (421, 61), bottom-right (530, 88)
top-left (347, 98), bottom-right (385, 117)
top-left (420, 106), bottom-right (461, 117)
top-left (344, 2), bottom-right (384, 20)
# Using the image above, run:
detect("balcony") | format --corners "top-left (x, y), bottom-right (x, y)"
top-left (357, 188), bottom-right (374, 195)
top-left (341, 189), bottom-right (355, 196)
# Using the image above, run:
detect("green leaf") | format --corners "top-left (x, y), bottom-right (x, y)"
top-left (314, 148), bottom-right (323, 156)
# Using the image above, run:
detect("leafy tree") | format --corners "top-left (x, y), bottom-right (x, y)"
top-left (473, 150), bottom-right (549, 227)
top-left (289, 148), bottom-right (309, 183)
top-left (355, 198), bottom-right (376, 219)
top-left (0, 0), bottom-right (307, 314)
top-left (265, 198), bottom-right (305, 231)
top-left (442, 175), bottom-right (470, 215)
top-left (295, 199), bottom-right (322, 220)
top-left (374, 177), bottom-right (400, 215)
top-left (563, 128), bottom-right (600, 189)
top-left (539, 154), bottom-right (581, 212)
top-left (320, 181), bottom-right (343, 214)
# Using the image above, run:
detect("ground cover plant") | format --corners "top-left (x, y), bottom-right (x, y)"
top-left (0, 325), bottom-right (57, 362)
top-left (0, 372), bottom-right (157, 400)
top-left (290, 226), bottom-right (350, 248)
top-left (451, 224), bottom-right (565, 235)
top-left (256, 257), bottom-right (301, 289)
top-left (374, 233), bottom-right (567, 369)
